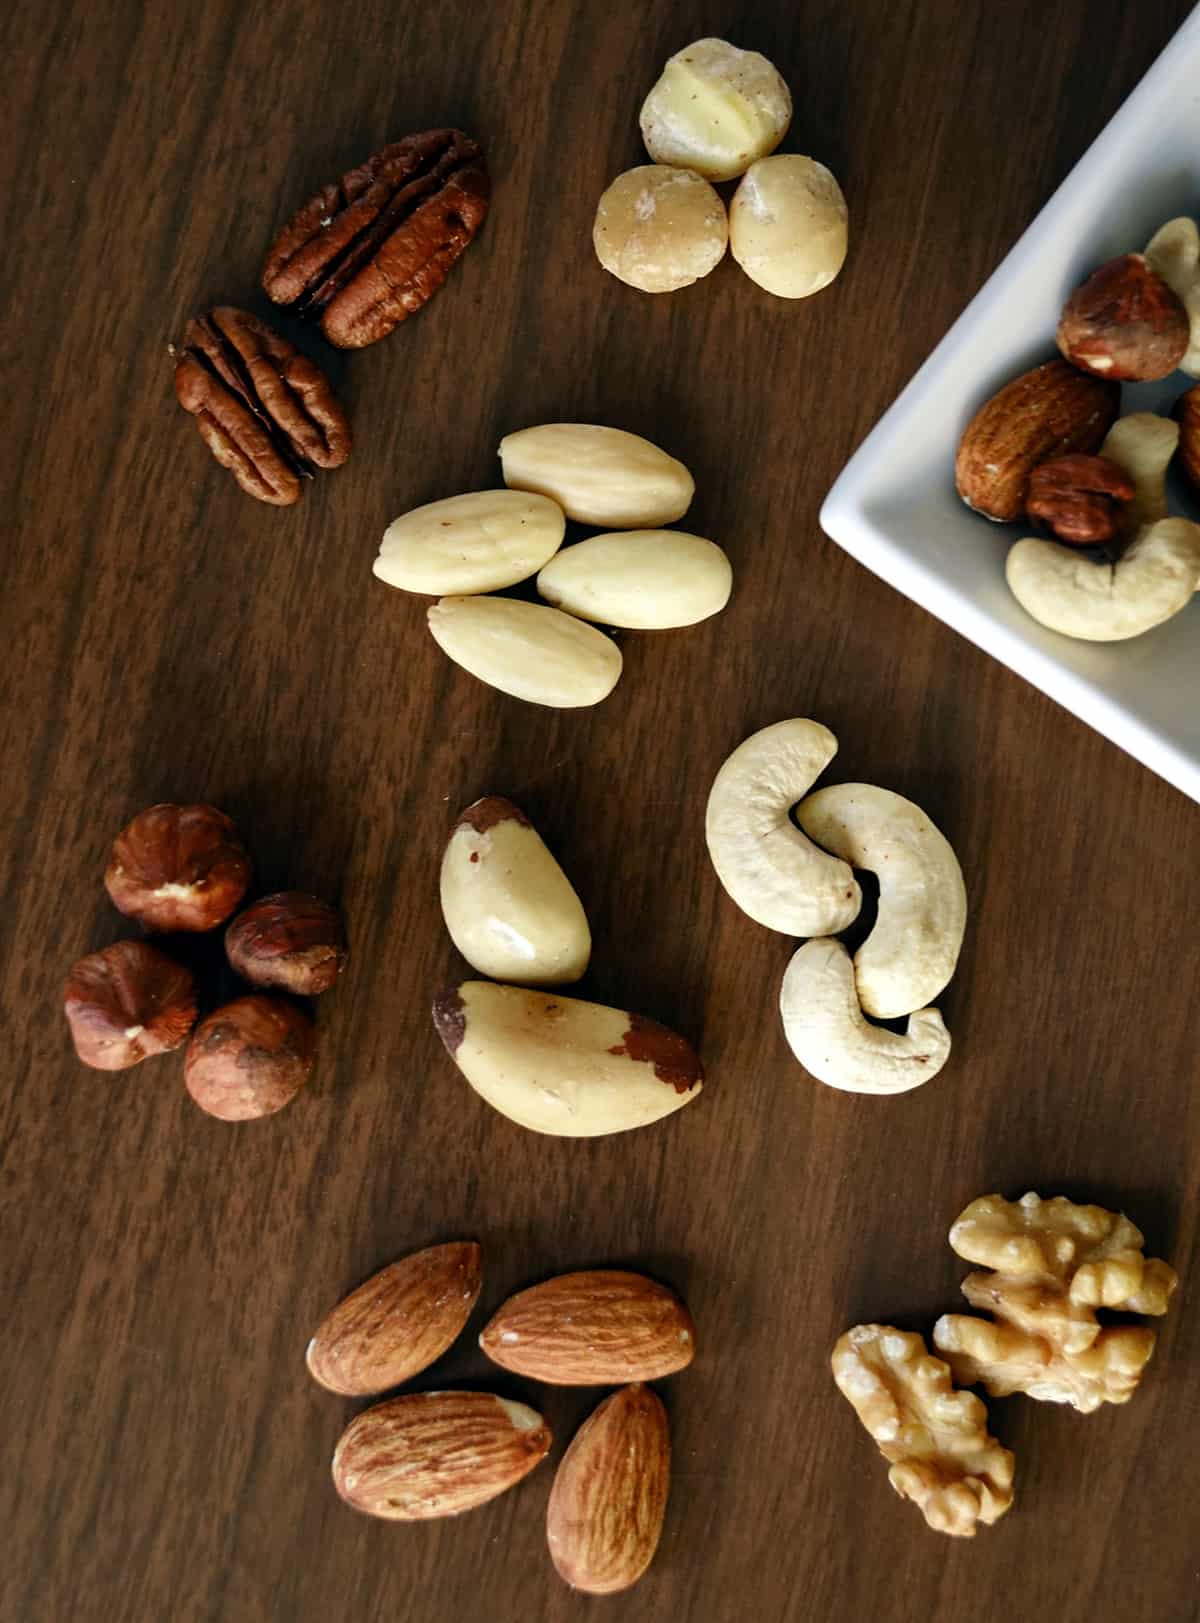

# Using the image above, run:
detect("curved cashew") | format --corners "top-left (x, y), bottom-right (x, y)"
top-left (779, 938), bottom-right (951, 1095)
top-left (705, 720), bottom-right (860, 936)
top-left (1100, 412), bottom-right (1178, 531)
top-left (796, 785), bottom-right (966, 1019)
top-left (1145, 217), bottom-right (1200, 377)
top-left (1007, 517), bottom-right (1200, 641)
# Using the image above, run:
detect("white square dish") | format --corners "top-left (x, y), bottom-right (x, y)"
top-left (820, 9), bottom-right (1200, 804)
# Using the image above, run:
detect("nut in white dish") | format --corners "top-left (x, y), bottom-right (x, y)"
top-left (1144, 216), bottom-right (1200, 376)
top-left (440, 797), bottom-right (590, 986)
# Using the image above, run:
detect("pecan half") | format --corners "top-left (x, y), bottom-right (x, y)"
top-left (174, 307), bottom-right (351, 505)
top-left (1026, 453), bottom-right (1136, 545)
top-left (261, 130), bottom-right (490, 350)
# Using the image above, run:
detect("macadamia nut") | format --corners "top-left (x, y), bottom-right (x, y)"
top-left (593, 165), bottom-right (727, 294)
top-left (730, 155), bottom-right (848, 299)
top-left (639, 38), bottom-right (791, 183)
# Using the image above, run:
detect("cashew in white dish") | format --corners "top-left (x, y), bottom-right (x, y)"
top-left (1145, 217), bottom-right (1200, 377)
top-left (705, 720), bottom-right (861, 937)
top-left (779, 938), bottom-right (951, 1096)
top-left (796, 785), bottom-right (967, 1020)
top-left (1100, 411), bottom-right (1178, 531)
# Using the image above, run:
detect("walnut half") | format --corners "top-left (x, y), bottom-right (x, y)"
top-left (934, 1192), bottom-right (1178, 1414)
top-left (831, 1324), bottom-right (1014, 1537)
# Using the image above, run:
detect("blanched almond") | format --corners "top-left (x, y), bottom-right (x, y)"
top-left (500, 423), bottom-right (694, 528)
top-left (537, 530), bottom-right (732, 628)
top-left (547, 1385), bottom-right (671, 1594)
top-left (440, 797), bottom-right (590, 985)
top-left (480, 1270), bottom-right (696, 1384)
top-left (374, 489), bottom-right (565, 596)
top-left (331, 1390), bottom-right (551, 1520)
top-left (433, 981), bottom-right (702, 1138)
top-left (427, 596), bottom-right (622, 708)
top-left (306, 1241), bottom-right (482, 1396)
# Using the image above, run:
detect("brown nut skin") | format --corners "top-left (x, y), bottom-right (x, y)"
top-left (225, 892), bottom-right (347, 995)
top-left (1178, 385), bottom-right (1200, 493)
top-left (1026, 453), bottom-right (1136, 545)
top-left (1057, 254), bottom-right (1190, 381)
top-left (105, 804), bottom-right (252, 933)
top-left (184, 995), bottom-right (315, 1121)
top-left (955, 359), bottom-right (1120, 522)
top-left (64, 940), bottom-right (197, 1071)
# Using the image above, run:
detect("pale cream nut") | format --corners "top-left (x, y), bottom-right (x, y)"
top-left (780, 939), bottom-right (950, 1095)
top-left (427, 596), bottom-right (622, 708)
top-left (1101, 411), bottom-right (1180, 530)
top-left (796, 784), bottom-right (967, 1019)
top-left (704, 719), bottom-right (861, 937)
top-left (374, 489), bottom-right (565, 596)
top-left (1006, 516), bottom-right (1200, 641)
top-left (593, 165), bottom-right (727, 294)
top-left (500, 423), bottom-right (694, 529)
top-left (639, 37), bottom-right (792, 183)
top-left (832, 1325), bottom-right (1014, 1538)
top-left (440, 797), bottom-right (590, 986)
top-left (537, 530), bottom-right (732, 629)
top-left (1144, 216), bottom-right (1200, 376)
top-left (933, 1192), bottom-right (1179, 1412)
top-left (729, 155), bottom-right (848, 298)
top-left (432, 981), bottom-right (702, 1138)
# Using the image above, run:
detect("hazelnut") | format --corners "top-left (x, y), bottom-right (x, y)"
top-left (1026, 453), bottom-right (1136, 545)
top-left (593, 165), bottom-right (727, 294)
top-left (1056, 254), bottom-right (1189, 381)
top-left (1177, 385), bottom-right (1200, 494)
top-left (105, 803), bottom-right (251, 932)
top-left (225, 892), bottom-right (347, 995)
top-left (184, 995), bottom-right (315, 1121)
top-left (64, 940), bottom-right (197, 1071)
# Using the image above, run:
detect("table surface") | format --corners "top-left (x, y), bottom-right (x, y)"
top-left (3, 2), bottom-right (1198, 1620)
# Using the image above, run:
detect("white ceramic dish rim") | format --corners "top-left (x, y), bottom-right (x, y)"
top-left (820, 7), bottom-right (1200, 805)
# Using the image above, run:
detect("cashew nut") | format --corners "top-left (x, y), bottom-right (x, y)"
top-left (1145, 217), bottom-right (1200, 377)
top-left (796, 785), bottom-right (966, 1019)
top-left (1100, 411), bottom-right (1178, 530)
top-left (705, 720), bottom-right (861, 936)
top-left (779, 938), bottom-right (951, 1095)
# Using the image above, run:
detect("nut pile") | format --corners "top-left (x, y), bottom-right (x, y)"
top-left (174, 129), bottom-right (490, 503)
top-left (374, 424), bottom-right (731, 708)
top-left (705, 719), bottom-right (966, 1095)
top-left (63, 802), bottom-right (347, 1120)
top-left (833, 1191), bottom-right (1179, 1537)
top-left (593, 38), bottom-right (848, 301)
top-left (309, 1241), bottom-right (694, 1594)
top-left (432, 796), bottom-right (703, 1135)
top-left (956, 216), bottom-right (1200, 640)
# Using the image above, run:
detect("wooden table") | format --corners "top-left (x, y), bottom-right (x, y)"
top-left (4, 2), bottom-right (1197, 1618)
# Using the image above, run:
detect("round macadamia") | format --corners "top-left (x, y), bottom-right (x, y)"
top-left (593, 165), bottom-right (727, 294)
top-left (729, 154), bottom-right (848, 299)
top-left (639, 38), bottom-right (792, 183)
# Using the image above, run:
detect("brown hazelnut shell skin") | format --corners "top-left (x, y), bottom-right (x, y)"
top-left (64, 940), bottom-right (197, 1070)
top-left (225, 892), bottom-right (347, 995)
top-left (105, 804), bottom-right (252, 933)
top-left (1056, 254), bottom-right (1190, 382)
top-left (184, 995), bottom-right (316, 1121)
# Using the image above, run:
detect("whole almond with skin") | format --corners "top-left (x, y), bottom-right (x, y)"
top-left (547, 1385), bottom-right (671, 1595)
top-left (307, 1242), bottom-right (483, 1397)
top-left (433, 981), bottom-right (702, 1137)
top-left (331, 1391), bottom-right (551, 1520)
top-left (480, 1270), bottom-right (696, 1384)
top-left (954, 359), bottom-right (1120, 522)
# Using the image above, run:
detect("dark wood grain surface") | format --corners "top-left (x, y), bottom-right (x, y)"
top-left (3, 2), bottom-right (1198, 1619)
